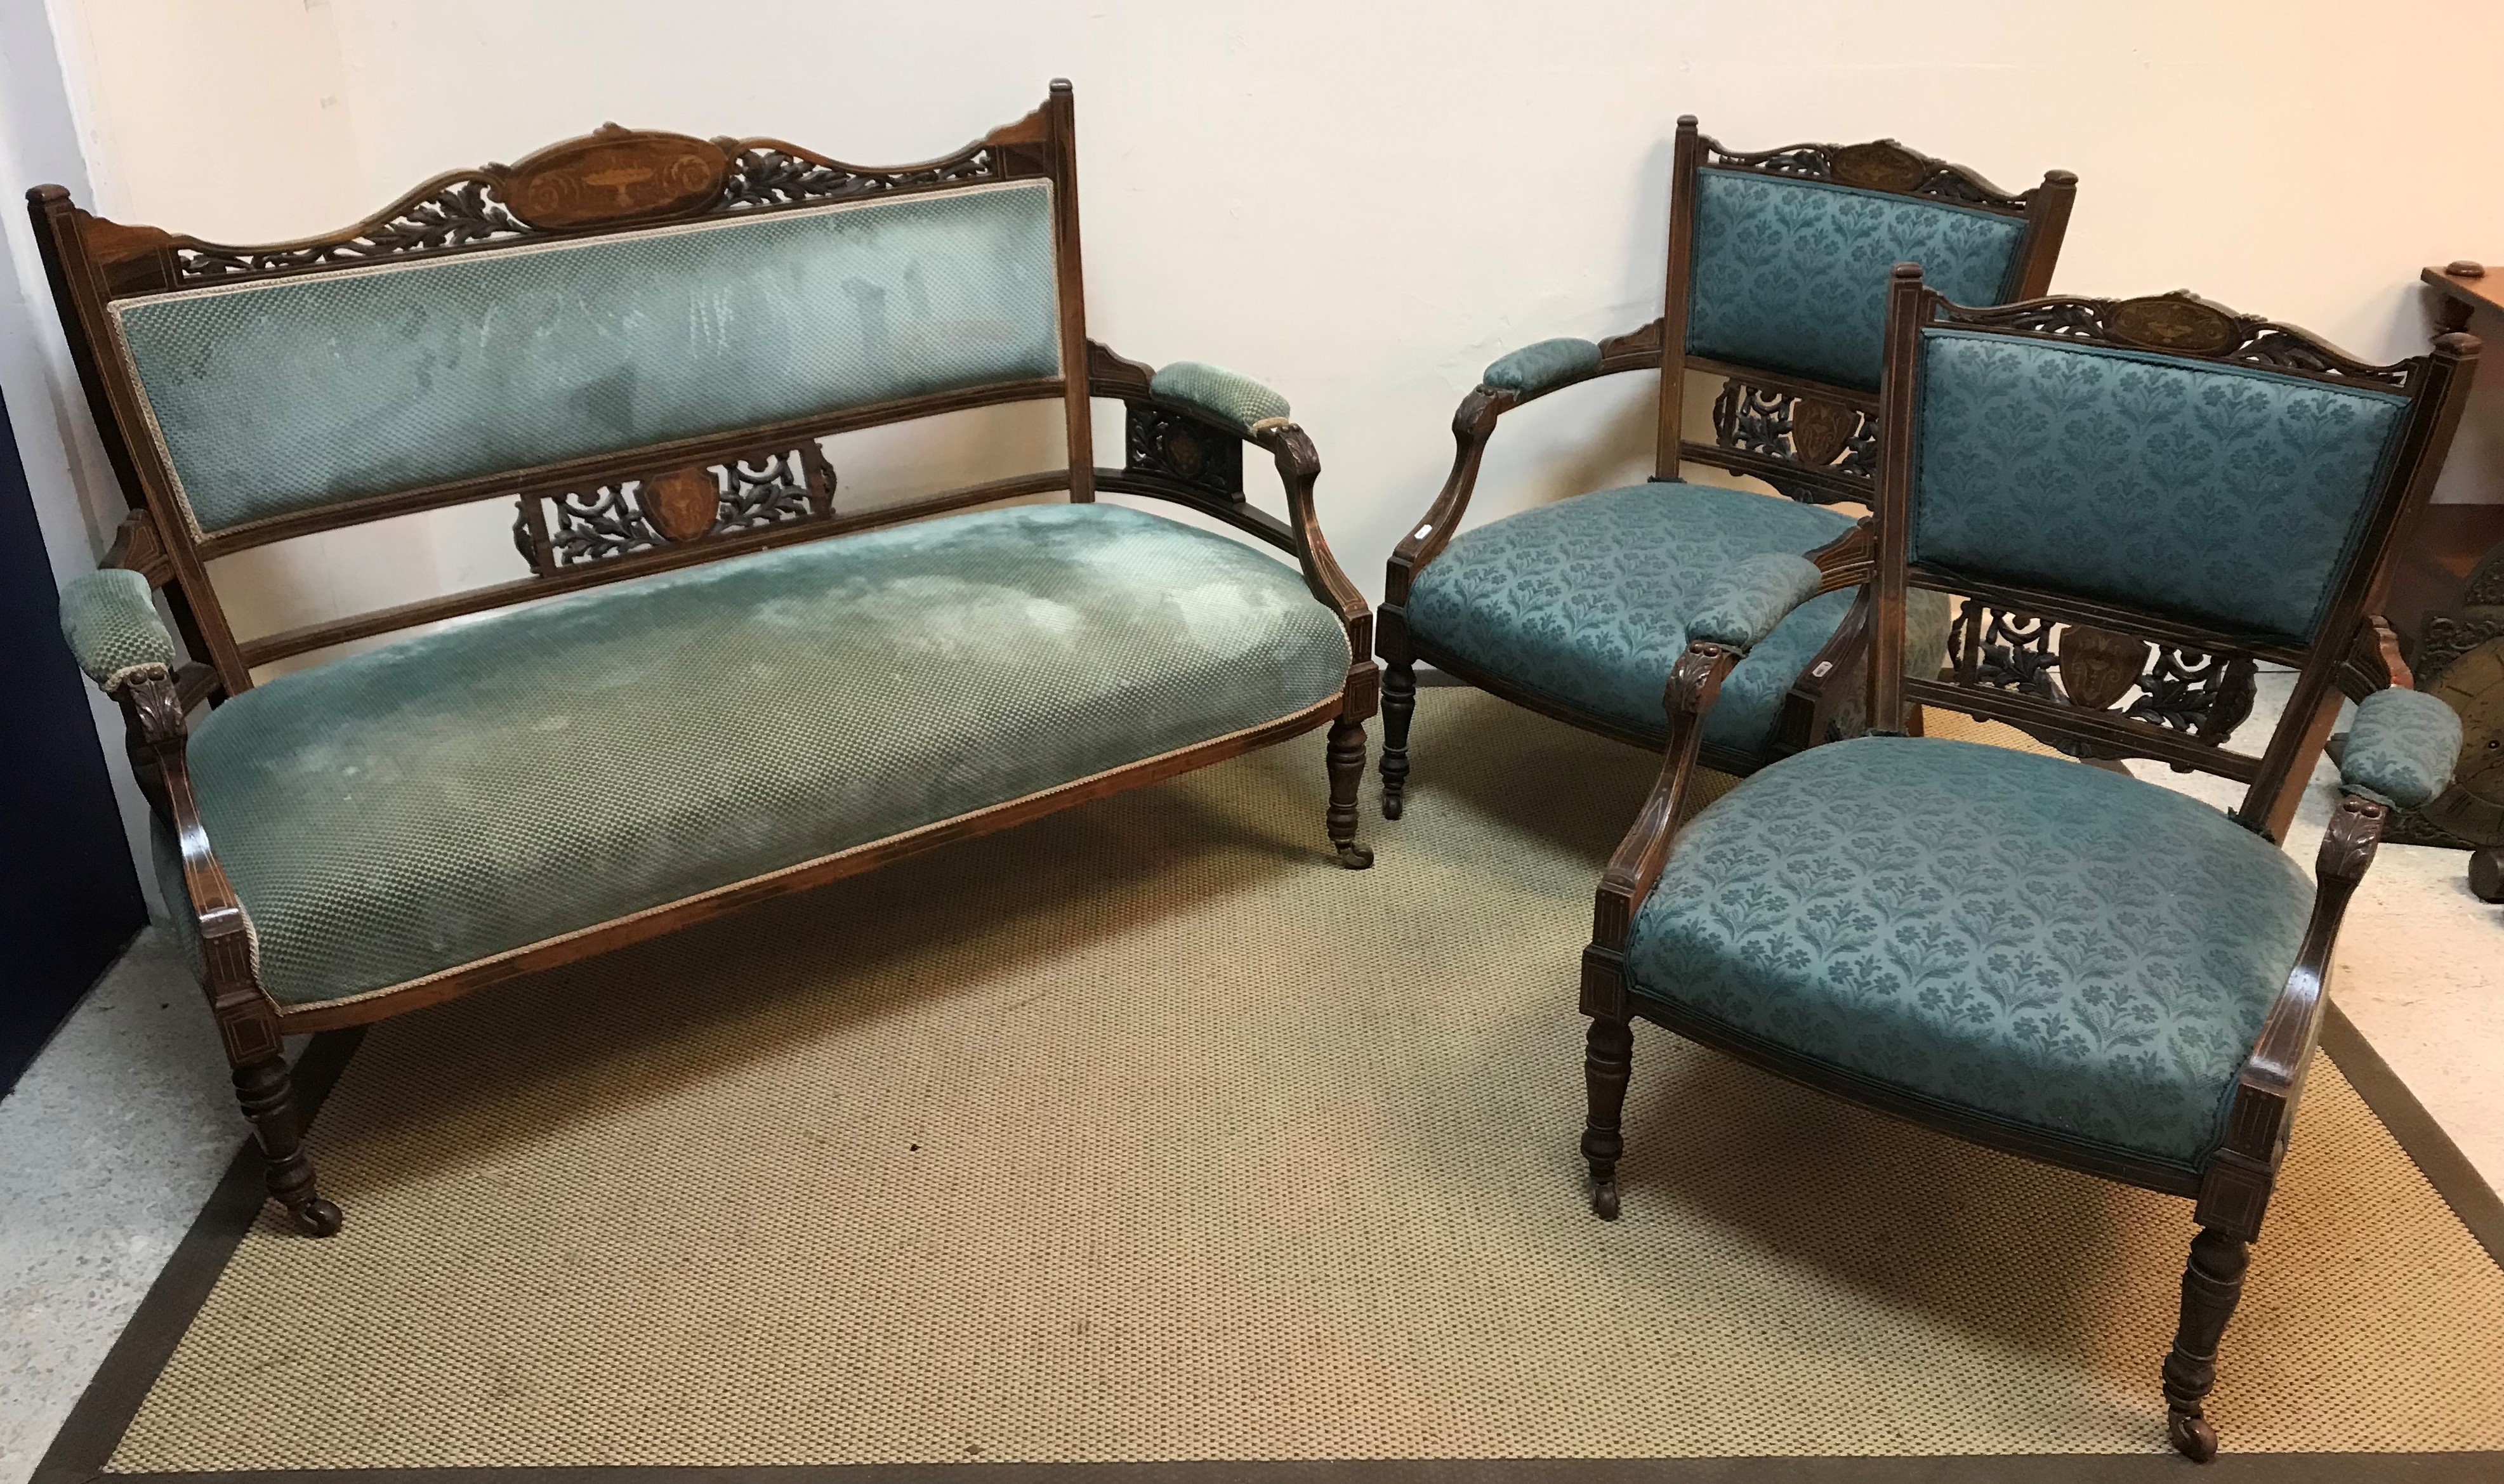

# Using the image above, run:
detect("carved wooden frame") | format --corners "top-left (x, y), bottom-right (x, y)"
top-left (1579, 264), bottom-right (2478, 1459)
top-left (32, 82), bottom-right (1380, 1235)
top-left (1374, 119), bottom-right (2076, 813)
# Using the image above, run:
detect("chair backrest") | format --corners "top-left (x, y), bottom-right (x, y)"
top-left (1656, 120), bottom-right (2076, 502)
top-left (1867, 265), bottom-right (2479, 842)
top-left (32, 86), bottom-right (1098, 696)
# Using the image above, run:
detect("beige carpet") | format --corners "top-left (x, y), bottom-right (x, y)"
top-left (109, 690), bottom-right (2504, 1468)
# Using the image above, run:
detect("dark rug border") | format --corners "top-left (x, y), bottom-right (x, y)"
top-left (32, 1004), bottom-right (2504, 1484)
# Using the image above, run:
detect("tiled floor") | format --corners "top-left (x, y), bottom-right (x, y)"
top-left (2, 684), bottom-right (2496, 1484)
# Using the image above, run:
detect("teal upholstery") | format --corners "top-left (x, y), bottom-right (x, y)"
top-left (1406, 484), bottom-right (1949, 759)
top-left (59, 567), bottom-right (176, 690)
top-left (1911, 329), bottom-right (2412, 642)
top-left (2340, 687), bottom-right (2461, 808)
top-left (1626, 737), bottom-right (2314, 1172)
top-left (112, 182), bottom-right (1062, 534)
top-left (1687, 553), bottom-right (1823, 650)
top-left (1686, 171), bottom-right (2026, 390)
top-left (177, 504), bottom-right (1349, 1008)
top-left (1150, 362), bottom-right (1289, 434)
top-left (1484, 338), bottom-right (1600, 397)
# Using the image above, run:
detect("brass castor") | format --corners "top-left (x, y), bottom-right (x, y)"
top-left (1336, 842), bottom-right (1375, 870)
top-left (1590, 1178), bottom-right (1621, 1221)
top-left (2168, 1410), bottom-right (2217, 1463)
top-left (288, 1197), bottom-right (345, 1237)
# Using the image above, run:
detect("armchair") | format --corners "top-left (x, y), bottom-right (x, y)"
top-left (1578, 265), bottom-right (2478, 1460)
top-left (1376, 119), bottom-right (2076, 816)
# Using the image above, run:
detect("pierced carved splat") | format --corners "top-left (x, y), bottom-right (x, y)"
top-left (1930, 292), bottom-right (2416, 390)
top-left (714, 140), bottom-right (997, 211)
top-left (157, 127), bottom-right (1010, 287)
top-left (175, 179), bottom-right (528, 281)
top-left (1126, 404), bottom-right (1243, 499)
top-left (1710, 381), bottom-right (1877, 502)
top-left (513, 446), bottom-right (831, 574)
top-left (1951, 604), bottom-right (2260, 759)
top-left (1702, 135), bottom-right (2033, 213)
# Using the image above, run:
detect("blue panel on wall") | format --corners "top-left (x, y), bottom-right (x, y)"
top-left (0, 387), bottom-right (147, 1093)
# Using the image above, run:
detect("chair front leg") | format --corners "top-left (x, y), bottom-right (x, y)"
top-left (1325, 712), bottom-right (1373, 869)
top-left (1581, 1015), bottom-right (1633, 1219)
top-left (2162, 1225), bottom-right (2251, 1461)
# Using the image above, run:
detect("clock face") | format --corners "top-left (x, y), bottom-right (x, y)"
top-left (2423, 636), bottom-right (2504, 844)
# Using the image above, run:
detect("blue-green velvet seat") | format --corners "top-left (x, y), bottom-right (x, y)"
top-left (167, 504), bottom-right (1350, 1009)
top-left (1406, 484), bottom-right (1950, 761)
top-left (1623, 737), bottom-right (2314, 1174)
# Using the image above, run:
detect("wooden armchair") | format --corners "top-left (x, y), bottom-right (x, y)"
top-left (1375, 119), bottom-right (2075, 816)
top-left (1578, 265), bottom-right (2477, 1459)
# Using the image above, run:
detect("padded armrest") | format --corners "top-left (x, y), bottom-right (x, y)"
top-left (2338, 686), bottom-right (2461, 808)
top-left (1150, 362), bottom-right (1292, 435)
top-left (1685, 553), bottom-right (1823, 652)
top-left (60, 567), bottom-right (176, 693)
top-left (1482, 337), bottom-right (1601, 397)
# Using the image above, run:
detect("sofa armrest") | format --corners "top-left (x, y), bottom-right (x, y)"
top-left (2337, 686), bottom-right (2460, 808)
top-left (62, 567), bottom-right (177, 693)
top-left (1482, 338), bottom-right (1602, 398)
top-left (1149, 362), bottom-right (1292, 436)
top-left (1686, 553), bottom-right (1823, 652)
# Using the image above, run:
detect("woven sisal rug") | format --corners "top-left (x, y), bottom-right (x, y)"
top-left (52, 689), bottom-right (2504, 1481)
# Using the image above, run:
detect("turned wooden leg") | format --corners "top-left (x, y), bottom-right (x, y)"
top-left (1581, 1015), bottom-right (1633, 1219)
top-left (1379, 660), bottom-right (1416, 820)
top-left (233, 1054), bottom-right (343, 1237)
top-left (2162, 1225), bottom-right (2250, 1461)
top-left (1326, 716), bottom-right (1373, 869)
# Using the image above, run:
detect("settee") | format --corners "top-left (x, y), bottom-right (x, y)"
top-left (39, 82), bottom-right (1377, 1235)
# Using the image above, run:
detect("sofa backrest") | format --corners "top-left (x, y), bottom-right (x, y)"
top-left (34, 88), bottom-right (1096, 694)
top-left (110, 183), bottom-right (1062, 537)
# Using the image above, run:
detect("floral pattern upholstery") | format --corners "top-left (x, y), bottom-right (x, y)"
top-left (1624, 737), bottom-right (2314, 1171)
top-left (1685, 172), bottom-right (2027, 391)
top-left (1404, 483), bottom-right (1948, 760)
top-left (1911, 330), bottom-right (2413, 642)
top-left (2340, 686), bottom-right (2462, 808)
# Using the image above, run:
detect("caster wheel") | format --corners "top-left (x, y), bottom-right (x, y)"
top-left (289, 1197), bottom-right (345, 1238)
top-left (1336, 843), bottom-right (1374, 870)
top-left (2168, 1412), bottom-right (2217, 1463)
top-left (1382, 794), bottom-right (1404, 820)
top-left (1591, 1179), bottom-right (1621, 1221)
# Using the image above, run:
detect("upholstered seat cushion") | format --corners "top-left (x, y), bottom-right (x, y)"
top-left (1404, 483), bottom-right (1947, 759)
top-left (1624, 738), bottom-right (2314, 1172)
top-left (176, 504), bottom-right (1350, 1008)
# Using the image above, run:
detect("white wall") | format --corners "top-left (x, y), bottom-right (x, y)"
top-left (25, 0), bottom-right (2504, 663)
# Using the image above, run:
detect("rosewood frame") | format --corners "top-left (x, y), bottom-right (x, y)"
top-left (1374, 119), bottom-right (2076, 815)
top-left (1579, 263), bottom-right (2479, 1461)
top-left (32, 82), bottom-right (1380, 1236)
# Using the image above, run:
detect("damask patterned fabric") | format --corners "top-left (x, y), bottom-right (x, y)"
top-left (1404, 483), bottom-right (1947, 759)
top-left (112, 182), bottom-right (1062, 534)
top-left (58, 567), bottom-right (176, 690)
top-left (1911, 329), bottom-right (2411, 642)
top-left (1150, 362), bottom-right (1290, 433)
top-left (176, 504), bottom-right (1350, 1008)
top-left (1687, 553), bottom-right (1824, 650)
top-left (1483, 338), bottom-right (1601, 397)
top-left (1685, 172), bottom-right (2026, 390)
top-left (2340, 686), bottom-right (2462, 808)
top-left (1626, 737), bottom-right (2314, 1171)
